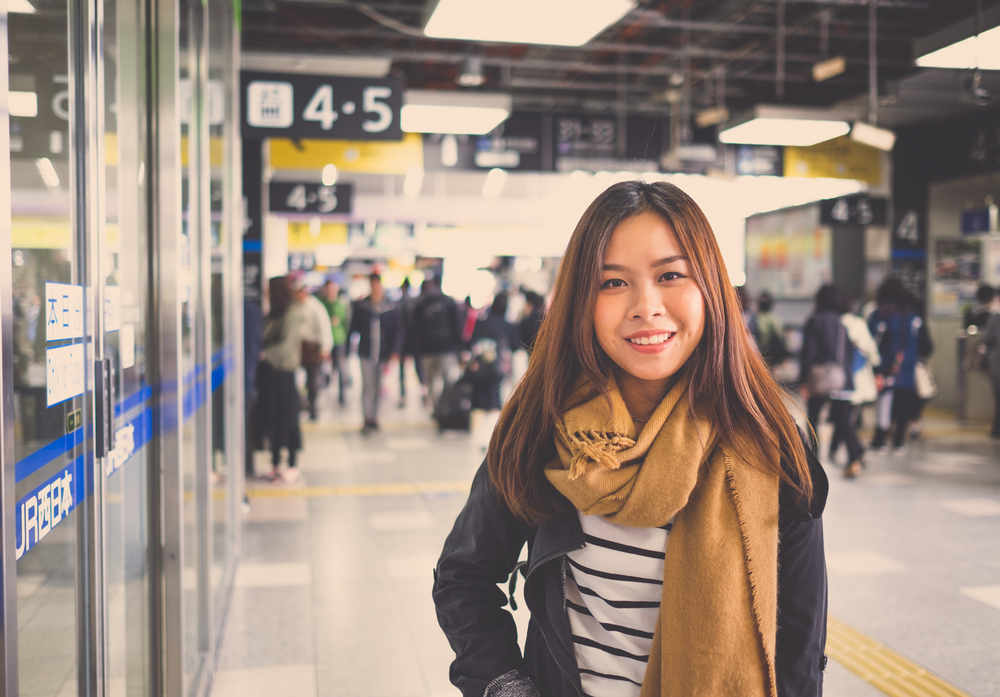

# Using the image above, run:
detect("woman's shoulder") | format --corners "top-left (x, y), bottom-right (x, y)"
top-left (779, 431), bottom-right (828, 521)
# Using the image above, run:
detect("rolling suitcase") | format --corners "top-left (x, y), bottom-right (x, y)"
top-left (436, 380), bottom-right (473, 432)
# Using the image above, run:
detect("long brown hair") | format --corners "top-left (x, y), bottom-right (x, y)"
top-left (488, 181), bottom-right (812, 523)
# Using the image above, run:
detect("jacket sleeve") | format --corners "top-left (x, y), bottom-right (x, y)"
top-left (348, 301), bottom-right (361, 349)
top-left (775, 439), bottom-right (829, 697)
top-left (433, 462), bottom-right (531, 697)
top-left (917, 321), bottom-right (933, 359)
top-left (392, 307), bottom-right (405, 355)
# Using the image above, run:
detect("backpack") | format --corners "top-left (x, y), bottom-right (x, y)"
top-left (417, 295), bottom-right (455, 353)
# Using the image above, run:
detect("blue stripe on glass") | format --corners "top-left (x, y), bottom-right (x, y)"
top-left (14, 344), bottom-right (234, 484)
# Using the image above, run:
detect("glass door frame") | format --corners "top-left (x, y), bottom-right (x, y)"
top-left (1, 6), bottom-right (19, 694)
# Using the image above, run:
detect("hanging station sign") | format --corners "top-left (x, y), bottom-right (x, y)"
top-left (241, 72), bottom-right (404, 141)
top-left (268, 182), bottom-right (354, 215)
top-left (819, 195), bottom-right (888, 226)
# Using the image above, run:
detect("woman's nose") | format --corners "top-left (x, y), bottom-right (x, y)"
top-left (630, 282), bottom-right (665, 319)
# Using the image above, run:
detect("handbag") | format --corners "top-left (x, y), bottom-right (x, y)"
top-left (301, 339), bottom-right (323, 368)
top-left (915, 361), bottom-right (937, 400)
top-left (805, 322), bottom-right (846, 398)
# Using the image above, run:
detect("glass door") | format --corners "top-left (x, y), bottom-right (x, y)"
top-left (6, 0), bottom-right (156, 692)
top-left (103, 0), bottom-right (154, 691)
top-left (8, 0), bottom-right (85, 694)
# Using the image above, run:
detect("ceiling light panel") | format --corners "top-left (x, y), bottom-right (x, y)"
top-left (719, 118), bottom-right (850, 147)
top-left (424, 0), bottom-right (635, 47)
top-left (402, 90), bottom-right (511, 135)
top-left (850, 122), bottom-right (896, 152)
top-left (916, 26), bottom-right (1000, 70)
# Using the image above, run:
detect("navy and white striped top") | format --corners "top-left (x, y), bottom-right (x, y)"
top-left (565, 512), bottom-right (671, 697)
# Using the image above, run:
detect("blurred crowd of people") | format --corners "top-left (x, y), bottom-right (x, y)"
top-left (741, 278), bottom-right (936, 480)
top-left (245, 271), bottom-right (548, 481)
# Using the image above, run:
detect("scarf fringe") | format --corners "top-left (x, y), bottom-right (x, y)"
top-left (556, 422), bottom-right (636, 480)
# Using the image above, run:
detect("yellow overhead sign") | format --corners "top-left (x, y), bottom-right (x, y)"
top-left (287, 221), bottom-right (348, 250)
top-left (12, 218), bottom-right (72, 249)
top-left (269, 133), bottom-right (424, 174)
top-left (784, 136), bottom-right (882, 185)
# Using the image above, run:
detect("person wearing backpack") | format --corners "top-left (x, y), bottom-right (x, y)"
top-left (411, 276), bottom-right (462, 420)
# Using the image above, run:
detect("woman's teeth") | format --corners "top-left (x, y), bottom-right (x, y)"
top-left (628, 334), bottom-right (672, 345)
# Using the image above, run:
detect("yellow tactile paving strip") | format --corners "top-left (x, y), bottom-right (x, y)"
top-left (826, 616), bottom-right (973, 697)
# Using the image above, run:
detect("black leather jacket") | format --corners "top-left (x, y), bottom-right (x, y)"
top-left (433, 447), bottom-right (829, 697)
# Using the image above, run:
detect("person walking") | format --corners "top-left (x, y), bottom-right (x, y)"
top-left (754, 291), bottom-right (787, 369)
top-left (433, 181), bottom-right (826, 697)
top-left (257, 276), bottom-right (307, 483)
top-left (397, 276), bottom-right (426, 407)
top-left (964, 284), bottom-right (996, 331)
top-left (466, 292), bottom-right (519, 412)
top-left (317, 279), bottom-right (350, 406)
top-left (348, 273), bottom-right (403, 434)
top-left (868, 280), bottom-right (933, 451)
top-left (827, 288), bottom-right (881, 471)
top-left (292, 275), bottom-right (333, 421)
top-left (800, 284), bottom-right (865, 478)
top-left (411, 277), bottom-right (462, 420)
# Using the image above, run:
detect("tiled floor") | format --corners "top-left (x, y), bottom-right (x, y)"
top-left (211, 367), bottom-right (1000, 697)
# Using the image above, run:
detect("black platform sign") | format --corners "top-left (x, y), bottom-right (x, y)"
top-left (268, 182), bottom-right (353, 215)
top-left (241, 72), bottom-right (403, 141)
top-left (820, 195), bottom-right (887, 226)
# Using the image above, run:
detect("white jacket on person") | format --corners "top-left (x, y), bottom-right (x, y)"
top-left (841, 312), bottom-right (882, 405)
top-left (301, 293), bottom-right (335, 355)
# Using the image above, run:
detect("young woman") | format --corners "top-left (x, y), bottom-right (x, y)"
top-left (800, 284), bottom-right (866, 479)
top-left (433, 181), bottom-right (828, 697)
top-left (257, 276), bottom-right (307, 482)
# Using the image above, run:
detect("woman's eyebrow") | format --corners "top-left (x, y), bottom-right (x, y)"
top-left (602, 256), bottom-right (686, 272)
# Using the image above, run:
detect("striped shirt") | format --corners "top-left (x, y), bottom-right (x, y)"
top-left (565, 512), bottom-right (671, 697)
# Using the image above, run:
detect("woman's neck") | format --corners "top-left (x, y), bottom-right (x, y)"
top-left (614, 368), bottom-right (675, 422)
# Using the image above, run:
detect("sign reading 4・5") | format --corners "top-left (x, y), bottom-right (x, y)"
top-left (241, 72), bottom-right (404, 141)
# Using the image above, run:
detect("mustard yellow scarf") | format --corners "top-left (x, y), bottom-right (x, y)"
top-left (545, 377), bottom-right (780, 697)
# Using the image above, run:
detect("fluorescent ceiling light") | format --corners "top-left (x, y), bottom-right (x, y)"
top-left (719, 106), bottom-right (853, 147)
top-left (850, 122), bottom-right (896, 152)
top-left (240, 52), bottom-right (392, 77)
top-left (9, 91), bottom-right (38, 117)
top-left (812, 56), bottom-right (846, 82)
top-left (402, 90), bottom-right (511, 135)
top-left (36, 158), bottom-right (60, 188)
top-left (8, 0), bottom-right (36, 13)
top-left (424, 0), bottom-right (635, 47)
top-left (322, 164), bottom-right (338, 186)
top-left (482, 168), bottom-right (507, 199)
top-left (916, 25), bottom-right (1000, 70)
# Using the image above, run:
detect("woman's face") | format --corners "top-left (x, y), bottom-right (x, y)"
top-left (593, 211), bottom-right (706, 389)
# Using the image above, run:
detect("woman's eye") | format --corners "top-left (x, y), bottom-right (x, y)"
top-left (601, 278), bottom-right (626, 289)
top-left (660, 271), bottom-right (684, 282)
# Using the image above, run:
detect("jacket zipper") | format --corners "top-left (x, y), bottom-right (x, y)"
top-left (525, 543), bottom-right (585, 697)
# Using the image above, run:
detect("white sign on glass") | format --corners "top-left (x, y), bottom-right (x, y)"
top-left (46, 343), bottom-right (85, 406)
top-left (45, 282), bottom-right (84, 341)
